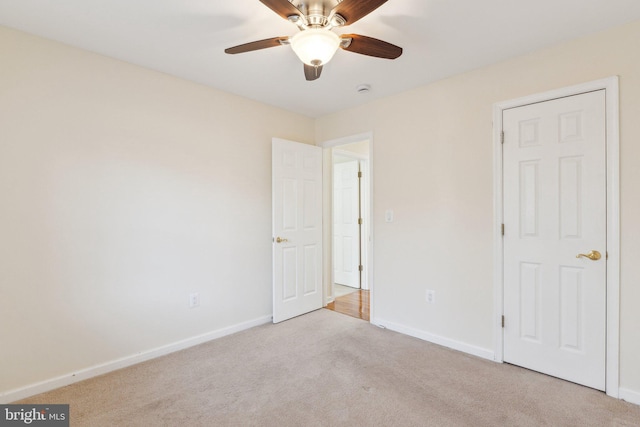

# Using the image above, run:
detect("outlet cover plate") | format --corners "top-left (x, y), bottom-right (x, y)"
top-left (189, 292), bottom-right (200, 308)
top-left (426, 290), bottom-right (435, 304)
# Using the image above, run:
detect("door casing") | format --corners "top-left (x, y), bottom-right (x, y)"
top-left (492, 77), bottom-right (620, 397)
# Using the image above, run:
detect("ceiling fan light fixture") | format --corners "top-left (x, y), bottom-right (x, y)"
top-left (290, 29), bottom-right (340, 66)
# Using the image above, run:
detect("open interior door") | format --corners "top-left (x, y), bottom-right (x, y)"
top-left (333, 160), bottom-right (361, 288)
top-left (272, 138), bottom-right (323, 323)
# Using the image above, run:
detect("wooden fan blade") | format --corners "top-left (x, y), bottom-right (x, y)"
top-left (259, 0), bottom-right (302, 20)
top-left (341, 34), bottom-right (402, 59)
top-left (331, 0), bottom-right (388, 25)
top-left (304, 64), bottom-right (323, 81)
top-left (225, 37), bottom-right (289, 54)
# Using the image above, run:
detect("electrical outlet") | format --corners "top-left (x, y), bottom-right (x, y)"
top-left (426, 290), bottom-right (435, 305)
top-left (189, 292), bottom-right (200, 308)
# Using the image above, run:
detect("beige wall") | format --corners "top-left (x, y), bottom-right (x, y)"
top-left (0, 26), bottom-right (314, 397)
top-left (2, 17), bottom-right (640, 403)
top-left (316, 20), bottom-right (640, 399)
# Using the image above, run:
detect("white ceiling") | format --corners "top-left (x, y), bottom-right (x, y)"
top-left (2, 0), bottom-right (640, 117)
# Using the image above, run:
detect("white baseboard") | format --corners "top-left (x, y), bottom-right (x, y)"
top-left (0, 315), bottom-right (272, 404)
top-left (619, 387), bottom-right (640, 406)
top-left (373, 318), bottom-right (495, 361)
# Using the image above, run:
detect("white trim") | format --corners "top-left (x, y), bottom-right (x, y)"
top-left (604, 77), bottom-right (621, 398)
top-left (360, 158), bottom-right (370, 291)
top-left (375, 318), bottom-right (494, 361)
top-left (332, 148), bottom-right (369, 161)
top-left (0, 315), bottom-right (271, 404)
top-left (619, 388), bottom-right (640, 406)
top-left (492, 102), bottom-right (505, 363)
top-left (492, 76), bottom-right (620, 398)
top-left (320, 132), bottom-right (373, 149)
top-left (319, 132), bottom-right (375, 322)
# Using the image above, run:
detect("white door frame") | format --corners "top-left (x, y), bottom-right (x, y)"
top-left (320, 132), bottom-right (375, 322)
top-left (492, 77), bottom-right (620, 397)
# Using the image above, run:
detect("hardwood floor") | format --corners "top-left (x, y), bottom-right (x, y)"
top-left (325, 289), bottom-right (370, 321)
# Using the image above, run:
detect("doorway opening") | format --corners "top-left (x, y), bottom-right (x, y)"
top-left (321, 133), bottom-right (373, 322)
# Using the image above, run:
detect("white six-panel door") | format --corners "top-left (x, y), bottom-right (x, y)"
top-left (503, 90), bottom-right (607, 390)
top-left (333, 160), bottom-right (360, 288)
top-left (272, 138), bottom-right (323, 323)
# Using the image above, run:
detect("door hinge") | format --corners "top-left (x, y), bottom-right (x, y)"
top-left (358, 171), bottom-right (363, 178)
top-left (359, 265), bottom-right (364, 272)
top-left (358, 218), bottom-right (363, 225)
top-left (500, 131), bottom-right (505, 144)
top-left (501, 223), bottom-right (505, 236)
top-left (502, 315), bottom-right (505, 328)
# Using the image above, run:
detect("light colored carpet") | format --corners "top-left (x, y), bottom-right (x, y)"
top-left (18, 309), bottom-right (640, 426)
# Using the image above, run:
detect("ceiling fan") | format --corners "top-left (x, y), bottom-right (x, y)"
top-left (225, 0), bottom-right (402, 81)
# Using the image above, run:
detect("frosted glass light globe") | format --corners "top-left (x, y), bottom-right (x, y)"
top-left (290, 29), bottom-right (340, 66)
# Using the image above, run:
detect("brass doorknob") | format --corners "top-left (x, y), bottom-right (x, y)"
top-left (275, 237), bottom-right (288, 243)
top-left (576, 250), bottom-right (601, 261)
